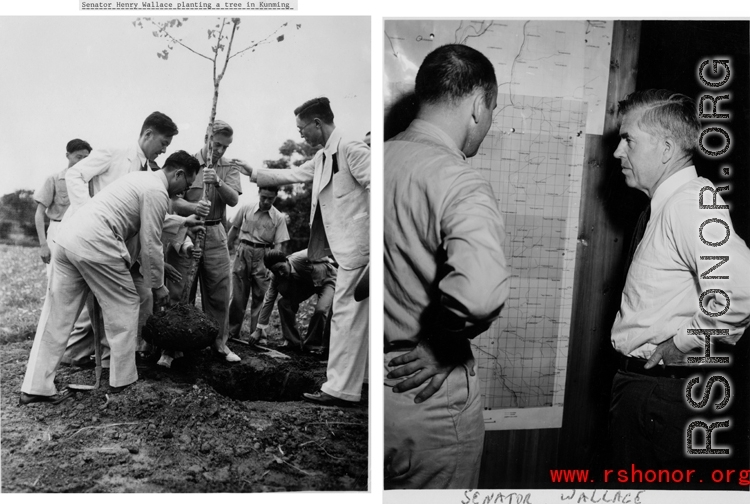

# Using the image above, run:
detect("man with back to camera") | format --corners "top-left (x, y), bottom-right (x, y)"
top-left (608, 89), bottom-right (750, 475)
top-left (383, 44), bottom-right (510, 489)
top-left (62, 112), bottom-right (181, 365)
top-left (168, 120), bottom-right (242, 362)
top-left (234, 97), bottom-right (370, 406)
top-left (225, 186), bottom-right (289, 343)
top-left (252, 249), bottom-right (336, 354)
top-left (20, 151), bottom-right (201, 404)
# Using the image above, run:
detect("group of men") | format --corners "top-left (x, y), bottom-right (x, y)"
top-left (24, 97), bottom-right (370, 410)
top-left (383, 43), bottom-right (750, 489)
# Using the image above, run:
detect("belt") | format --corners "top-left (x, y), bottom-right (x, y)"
top-left (50, 219), bottom-right (61, 222)
top-left (620, 356), bottom-right (696, 379)
top-left (384, 340), bottom-right (417, 353)
top-left (241, 239), bottom-right (272, 249)
top-left (204, 219), bottom-right (222, 226)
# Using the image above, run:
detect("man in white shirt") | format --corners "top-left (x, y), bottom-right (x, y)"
top-left (609, 89), bottom-right (750, 474)
top-left (226, 186), bottom-right (289, 342)
top-left (20, 151), bottom-right (201, 404)
top-left (62, 112), bottom-right (181, 364)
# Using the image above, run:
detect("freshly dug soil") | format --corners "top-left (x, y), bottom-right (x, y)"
top-left (142, 304), bottom-right (218, 351)
top-left (1, 339), bottom-right (368, 492)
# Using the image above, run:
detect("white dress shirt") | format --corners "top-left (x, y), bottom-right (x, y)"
top-left (611, 166), bottom-right (750, 358)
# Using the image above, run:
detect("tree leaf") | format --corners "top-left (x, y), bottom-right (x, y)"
top-left (277, 35), bottom-right (284, 42)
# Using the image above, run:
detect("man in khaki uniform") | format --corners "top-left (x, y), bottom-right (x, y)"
top-left (34, 139), bottom-right (93, 366)
top-left (169, 120), bottom-right (242, 362)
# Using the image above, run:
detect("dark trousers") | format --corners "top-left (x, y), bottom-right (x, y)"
top-left (278, 281), bottom-right (334, 351)
top-left (608, 369), bottom-right (736, 489)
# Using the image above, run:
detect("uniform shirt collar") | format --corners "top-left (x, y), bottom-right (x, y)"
top-left (195, 149), bottom-right (224, 167)
top-left (408, 119), bottom-right (466, 160)
top-left (252, 201), bottom-right (271, 215)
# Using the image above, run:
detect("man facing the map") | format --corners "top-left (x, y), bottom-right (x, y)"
top-left (384, 44), bottom-right (510, 489)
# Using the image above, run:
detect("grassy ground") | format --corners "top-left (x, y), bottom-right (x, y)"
top-left (0, 245), bottom-right (47, 345)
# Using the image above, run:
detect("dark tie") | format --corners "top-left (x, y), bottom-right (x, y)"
top-left (322, 153), bottom-right (338, 185)
top-left (625, 205), bottom-right (651, 270)
top-left (141, 161), bottom-right (148, 171)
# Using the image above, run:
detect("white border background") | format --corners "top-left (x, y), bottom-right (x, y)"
top-left (2, 1), bottom-right (750, 504)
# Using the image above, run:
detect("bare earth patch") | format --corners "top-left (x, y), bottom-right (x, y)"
top-left (0, 245), bottom-right (368, 492)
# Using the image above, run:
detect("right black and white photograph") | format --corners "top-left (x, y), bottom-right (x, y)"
top-left (383, 19), bottom-right (750, 494)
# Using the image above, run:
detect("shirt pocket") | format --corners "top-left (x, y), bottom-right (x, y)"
top-left (55, 179), bottom-right (70, 206)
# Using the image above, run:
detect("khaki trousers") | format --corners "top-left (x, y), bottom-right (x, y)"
top-left (384, 350), bottom-right (485, 489)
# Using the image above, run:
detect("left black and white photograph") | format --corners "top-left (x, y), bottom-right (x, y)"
top-left (0, 14), bottom-right (370, 492)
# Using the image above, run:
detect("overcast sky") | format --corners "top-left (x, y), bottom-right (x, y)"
top-left (0, 15), bottom-right (370, 214)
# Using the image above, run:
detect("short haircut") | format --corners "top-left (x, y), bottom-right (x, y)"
top-left (163, 150), bottom-right (201, 177)
top-left (66, 138), bottom-right (92, 153)
top-left (618, 89), bottom-right (701, 154)
top-left (263, 249), bottom-right (288, 269)
top-left (294, 97), bottom-right (334, 124)
top-left (415, 44), bottom-right (497, 108)
top-left (259, 186), bottom-right (279, 195)
top-left (211, 119), bottom-right (234, 138)
top-left (141, 111), bottom-right (179, 137)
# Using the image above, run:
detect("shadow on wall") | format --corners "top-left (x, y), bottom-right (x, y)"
top-left (385, 91), bottom-right (418, 142)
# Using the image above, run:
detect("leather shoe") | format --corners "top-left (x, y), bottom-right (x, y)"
top-left (19, 391), bottom-right (72, 406)
top-left (302, 390), bottom-right (355, 407)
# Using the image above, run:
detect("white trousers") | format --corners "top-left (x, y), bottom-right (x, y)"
top-left (22, 246), bottom-right (140, 395)
top-left (321, 265), bottom-right (369, 402)
top-left (47, 222), bottom-right (95, 365)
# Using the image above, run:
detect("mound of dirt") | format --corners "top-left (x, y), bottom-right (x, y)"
top-left (143, 304), bottom-right (218, 351)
